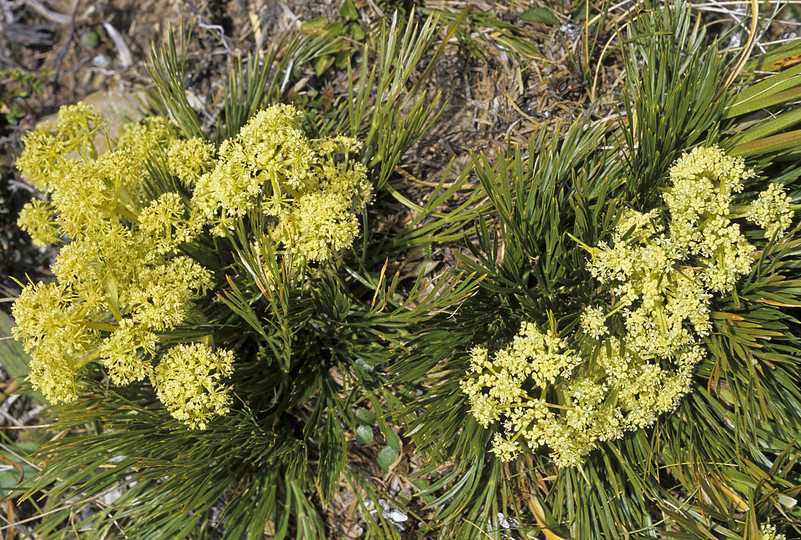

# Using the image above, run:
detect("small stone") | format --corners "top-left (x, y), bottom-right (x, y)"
top-left (92, 54), bottom-right (111, 68)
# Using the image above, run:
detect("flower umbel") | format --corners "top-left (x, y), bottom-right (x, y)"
top-left (461, 324), bottom-right (701, 467)
top-left (463, 147), bottom-right (790, 467)
top-left (151, 343), bottom-right (235, 430)
top-left (192, 104), bottom-right (372, 270)
top-left (16, 199), bottom-right (60, 247)
top-left (12, 104), bottom-right (218, 427)
top-left (746, 183), bottom-right (794, 241)
top-left (13, 102), bottom-right (372, 430)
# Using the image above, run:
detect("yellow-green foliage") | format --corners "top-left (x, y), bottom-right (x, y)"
top-left (461, 147), bottom-right (794, 467)
top-left (12, 102), bottom-right (370, 429)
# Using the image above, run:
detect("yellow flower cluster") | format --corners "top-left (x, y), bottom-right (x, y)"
top-left (461, 323), bottom-right (701, 466)
top-left (166, 138), bottom-right (216, 184)
top-left (14, 102), bottom-right (105, 192)
top-left (662, 146), bottom-right (757, 292)
top-left (746, 182), bottom-right (794, 241)
top-left (16, 199), bottom-right (59, 247)
top-left (115, 115), bottom-right (175, 163)
top-left (12, 281), bottom-right (93, 403)
top-left (12, 104), bottom-right (223, 428)
top-left (579, 306), bottom-right (608, 338)
top-left (13, 102), bottom-right (372, 429)
top-left (463, 147), bottom-right (792, 466)
top-left (191, 105), bottom-right (372, 266)
top-left (589, 147), bottom-right (784, 359)
top-left (152, 343), bottom-right (235, 430)
top-left (460, 322), bottom-right (581, 428)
